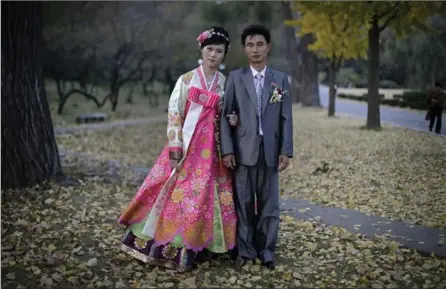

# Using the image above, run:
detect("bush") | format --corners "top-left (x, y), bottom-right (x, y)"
top-left (401, 90), bottom-right (428, 102)
top-left (338, 94), bottom-right (364, 101)
top-left (353, 95), bottom-right (365, 101)
top-left (338, 93), bottom-right (353, 99)
top-left (382, 99), bottom-right (400, 107)
top-left (401, 90), bottom-right (429, 111)
top-left (393, 94), bottom-right (403, 100)
top-left (379, 79), bottom-right (400, 89)
top-left (362, 93), bottom-right (385, 100)
top-left (399, 101), bottom-right (409, 108)
top-left (353, 78), bottom-right (368, 88)
top-left (337, 68), bottom-right (362, 87)
top-left (338, 92), bottom-right (427, 110)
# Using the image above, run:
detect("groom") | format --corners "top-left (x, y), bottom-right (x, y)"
top-left (220, 24), bottom-right (293, 270)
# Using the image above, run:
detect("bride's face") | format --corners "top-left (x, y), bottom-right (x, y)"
top-left (201, 44), bottom-right (226, 69)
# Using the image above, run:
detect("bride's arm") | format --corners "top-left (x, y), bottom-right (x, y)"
top-left (167, 75), bottom-right (188, 161)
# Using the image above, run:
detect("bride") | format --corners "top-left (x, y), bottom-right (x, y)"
top-left (118, 27), bottom-right (238, 272)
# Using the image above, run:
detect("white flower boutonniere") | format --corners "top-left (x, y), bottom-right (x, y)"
top-left (270, 82), bottom-right (286, 104)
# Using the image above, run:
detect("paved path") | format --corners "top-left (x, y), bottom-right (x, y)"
top-left (59, 149), bottom-right (446, 257)
top-left (281, 199), bottom-right (446, 257)
top-left (319, 85), bottom-right (445, 136)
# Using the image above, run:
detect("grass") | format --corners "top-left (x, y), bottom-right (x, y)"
top-left (46, 80), bottom-right (169, 127)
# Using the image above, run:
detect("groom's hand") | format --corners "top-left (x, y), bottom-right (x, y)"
top-left (169, 159), bottom-right (180, 171)
top-left (278, 155), bottom-right (290, 172)
top-left (223, 154), bottom-right (236, 170)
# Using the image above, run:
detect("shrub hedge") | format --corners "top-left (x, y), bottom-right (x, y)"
top-left (337, 90), bottom-right (428, 110)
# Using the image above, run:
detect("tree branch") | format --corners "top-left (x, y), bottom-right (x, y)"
top-left (378, 2), bottom-right (402, 32)
top-left (64, 89), bottom-right (110, 107)
top-left (379, 8), bottom-right (400, 32)
top-left (118, 53), bottom-right (149, 86)
top-left (377, 1), bottom-right (400, 19)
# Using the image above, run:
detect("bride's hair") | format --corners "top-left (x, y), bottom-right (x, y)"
top-left (196, 26), bottom-right (230, 53)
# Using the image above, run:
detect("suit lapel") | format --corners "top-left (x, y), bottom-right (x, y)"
top-left (262, 68), bottom-right (273, 114)
top-left (241, 68), bottom-right (259, 116)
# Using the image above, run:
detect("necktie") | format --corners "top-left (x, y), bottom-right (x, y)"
top-left (255, 73), bottom-right (263, 134)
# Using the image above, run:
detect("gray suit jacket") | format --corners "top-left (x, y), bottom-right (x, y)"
top-left (220, 67), bottom-right (293, 167)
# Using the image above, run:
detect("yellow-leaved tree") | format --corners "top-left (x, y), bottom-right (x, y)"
top-left (353, 1), bottom-right (445, 129)
top-left (286, 2), bottom-right (367, 117)
top-left (286, 1), bottom-right (446, 128)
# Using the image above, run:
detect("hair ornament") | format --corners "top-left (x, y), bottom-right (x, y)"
top-left (196, 28), bottom-right (229, 45)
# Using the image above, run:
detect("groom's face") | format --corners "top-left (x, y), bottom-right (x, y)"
top-left (243, 34), bottom-right (271, 64)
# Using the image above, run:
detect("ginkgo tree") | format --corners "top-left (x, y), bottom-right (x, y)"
top-left (286, 1), bottom-right (446, 128)
top-left (353, 1), bottom-right (445, 129)
top-left (286, 2), bottom-right (367, 117)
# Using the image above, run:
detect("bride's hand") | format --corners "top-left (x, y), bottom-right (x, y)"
top-left (227, 111), bottom-right (238, 127)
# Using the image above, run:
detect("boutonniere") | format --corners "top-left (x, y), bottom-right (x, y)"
top-left (270, 82), bottom-right (286, 104)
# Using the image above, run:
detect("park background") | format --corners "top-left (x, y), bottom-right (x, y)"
top-left (2, 1), bottom-right (446, 288)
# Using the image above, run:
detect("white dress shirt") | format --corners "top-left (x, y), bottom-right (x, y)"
top-left (250, 66), bottom-right (266, 88)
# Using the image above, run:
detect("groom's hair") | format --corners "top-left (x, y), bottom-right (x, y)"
top-left (241, 24), bottom-right (271, 46)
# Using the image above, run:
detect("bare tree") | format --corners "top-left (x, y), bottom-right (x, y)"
top-left (44, 2), bottom-right (154, 112)
top-left (43, 2), bottom-right (108, 114)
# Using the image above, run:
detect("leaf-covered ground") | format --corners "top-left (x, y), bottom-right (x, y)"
top-left (2, 163), bottom-right (445, 288)
top-left (56, 107), bottom-right (446, 229)
top-left (57, 122), bottom-right (168, 168)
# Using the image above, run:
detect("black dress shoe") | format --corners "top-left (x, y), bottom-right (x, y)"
top-left (236, 257), bottom-right (252, 267)
top-left (227, 248), bottom-right (238, 260)
top-left (196, 249), bottom-right (213, 262)
top-left (263, 261), bottom-right (275, 270)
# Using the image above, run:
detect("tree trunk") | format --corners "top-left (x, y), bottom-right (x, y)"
top-left (366, 14), bottom-right (381, 129)
top-left (56, 79), bottom-right (68, 115)
top-left (299, 34), bottom-right (321, 107)
top-left (328, 61), bottom-right (337, 117)
top-left (111, 90), bottom-right (119, 111)
top-left (281, 1), bottom-right (301, 103)
top-left (164, 67), bottom-right (176, 93)
top-left (1, 1), bottom-right (63, 189)
top-left (126, 84), bottom-right (135, 104)
top-left (57, 97), bottom-right (68, 115)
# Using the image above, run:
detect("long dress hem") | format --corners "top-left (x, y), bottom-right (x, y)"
top-left (121, 231), bottom-right (192, 272)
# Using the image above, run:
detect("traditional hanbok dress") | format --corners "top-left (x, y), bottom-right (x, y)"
top-left (118, 66), bottom-right (237, 272)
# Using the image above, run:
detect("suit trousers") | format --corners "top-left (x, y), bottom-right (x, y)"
top-left (233, 137), bottom-right (280, 262)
